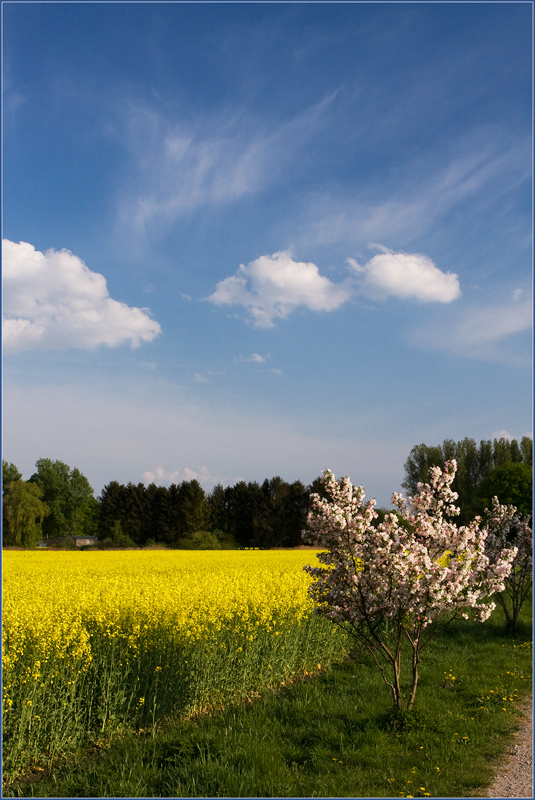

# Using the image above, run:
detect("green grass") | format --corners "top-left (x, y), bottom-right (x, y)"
top-left (4, 602), bottom-right (532, 798)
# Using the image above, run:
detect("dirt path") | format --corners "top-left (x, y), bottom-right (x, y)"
top-left (479, 695), bottom-right (533, 798)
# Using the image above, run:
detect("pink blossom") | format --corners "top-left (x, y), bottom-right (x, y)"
top-left (302, 461), bottom-right (516, 710)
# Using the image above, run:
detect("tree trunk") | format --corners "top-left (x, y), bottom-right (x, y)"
top-left (407, 644), bottom-right (420, 711)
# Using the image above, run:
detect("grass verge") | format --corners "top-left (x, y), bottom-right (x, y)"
top-left (4, 602), bottom-right (532, 798)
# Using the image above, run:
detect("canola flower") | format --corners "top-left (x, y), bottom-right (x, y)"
top-left (3, 550), bottom-right (347, 774)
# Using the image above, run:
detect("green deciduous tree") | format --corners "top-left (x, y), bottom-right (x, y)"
top-left (3, 481), bottom-right (49, 547)
top-left (2, 460), bottom-right (23, 491)
top-left (30, 459), bottom-right (95, 539)
top-left (2, 461), bottom-right (25, 544)
top-left (402, 437), bottom-right (533, 524)
top-left (472, 462), bottom-right (533, 519)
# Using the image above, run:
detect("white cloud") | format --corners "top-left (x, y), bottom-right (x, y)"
top-left (410, 294), bottom-right (532, 364)
top-left (116, 93), bottom-right (338, 243)
top-left (492, 430), bottom-right (513, 441)
top-left (297, 135), bottom-right (531, 249)
top-left (2, 68), bottom-right (26, 127)
top-left (450, 301), bottom-right (532, 350)
top-left (208, 250), bottom-right (353, 327)
top-left (142, 465), bottom-right (221, 488)
top-left (2, 240), bottom-right (161, 353)
top-left (236, 353), bottom-right (268, 363)
top-left (348, 247), bottom-right (461, 303)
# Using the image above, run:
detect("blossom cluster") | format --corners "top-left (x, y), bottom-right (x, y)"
top-left (484, 497), bottom-right (532, 571)
top-left (483, 496), bottom-right (532, 630)
top-left (302, 461), bottom-right (517, 631)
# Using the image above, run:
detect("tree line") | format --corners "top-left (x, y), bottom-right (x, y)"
top-left (2, 435), bottom-right (532, 549)
top-left (97, 475), bottom-right (310, 549)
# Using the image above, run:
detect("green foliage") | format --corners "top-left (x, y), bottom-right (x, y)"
top-left (2, 460), bottom-right (23, 492)
top-left (212, 529), bottom-right (238, 550)
top-left (253, 477), bottom-right (309, 548)
top-left (224, 480), bottom-right (263, 547)
top-left (403, 437), bottom-right (533, 523)
top-left (96, 537), bottom-right (115, 550)
top-left (178, 530), bottom-right (221, 550)
top-left (98, 472), bottom-right (312, 549)
top-left (474, 463), bottom-right (533, 519)
top-left (208, 484), bottom-right (228, 533)
top-left (109, 520), bottom-right (137, 549)
top-left (98, 480), bottom-right (212, 547)
top-left (30, 459), bottom-right (95, 538)
top-left (79, 496), bottom-right (100, 538)
top-left (2, 481), bottom-right (49, 547)
top-left (384, 706), bottom-right (435, 732)
top-left (179, 480), bottom-right (211, 535)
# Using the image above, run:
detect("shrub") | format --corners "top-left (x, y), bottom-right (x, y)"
top-left (179, 530), bottom-right (221, 550)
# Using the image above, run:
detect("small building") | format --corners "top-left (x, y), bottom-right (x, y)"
top-left (37, 536), bottom-right (98, 549)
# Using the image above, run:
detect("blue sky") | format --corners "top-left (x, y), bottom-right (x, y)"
top-left (2, 2), bottom-right (532, 506)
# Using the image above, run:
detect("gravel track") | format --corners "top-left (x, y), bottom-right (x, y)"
top-left (478, 695), bottom-right (533, 798)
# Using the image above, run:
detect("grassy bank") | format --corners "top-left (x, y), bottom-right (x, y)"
top-left (4, 599), bottom-right (531, 798)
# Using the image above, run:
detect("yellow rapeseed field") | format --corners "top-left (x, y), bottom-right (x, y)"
top-left (3, 549), bottom-right (348, 774)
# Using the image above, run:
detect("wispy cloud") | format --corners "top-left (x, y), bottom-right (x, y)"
top-left (208, 250), bottom-right (353, 327)
top-left (348, 245), bottom-right (461, 303)
top-left (2, 66), bottom-right (26, 127)
top-left (410, 290), bottom-right (532, 364)
top-left (235, 353), bottom-right (268, 363)
top-left (115, 92), bottom-right (338, 241)
top-left (297, 134), bottom-right (531, 248)
top-left (2, 240), bottom-right (161, 353)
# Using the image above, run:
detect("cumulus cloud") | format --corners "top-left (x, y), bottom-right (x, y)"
top-left (142, 465), bottom-right (221, 488)
top-left (208, 250), bottom-right (352, 328)
top-left (492, 430), bottom-right (513, 441)
top-left (2, 240), bottom-right (161, 352)
top-left (348, 246), bottom-right (461, 303)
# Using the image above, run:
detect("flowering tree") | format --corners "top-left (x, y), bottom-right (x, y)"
top-left (303, 461), bottom-right (517, 711)
top-left (484, 497), bottom-right (532, 631)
